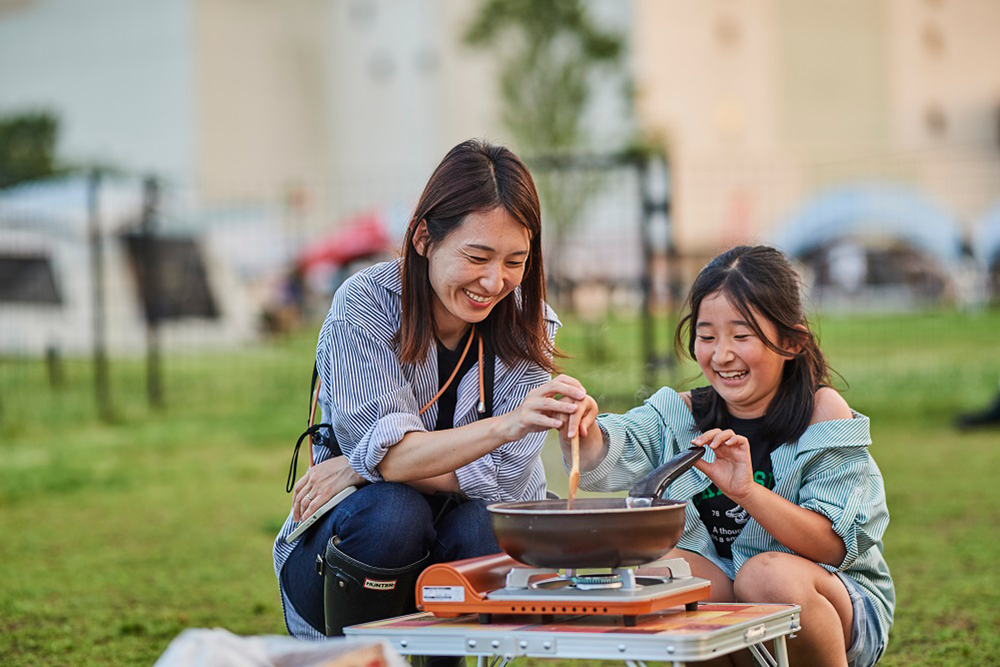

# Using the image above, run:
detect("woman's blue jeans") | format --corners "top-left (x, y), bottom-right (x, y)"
top-left (281, 481), bottom-right (501, 632)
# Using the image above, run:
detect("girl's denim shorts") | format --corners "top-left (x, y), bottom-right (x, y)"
top-left (836, 572), bottom-right (887, 667)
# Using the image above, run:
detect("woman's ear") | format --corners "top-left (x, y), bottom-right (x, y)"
top-left (412, 220), bottom-right (430, 256)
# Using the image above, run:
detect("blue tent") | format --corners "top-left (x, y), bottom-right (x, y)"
top-left (972, 201), bottom-right (1000, 270)
top-left (770, 185), bottom-right (965, 269)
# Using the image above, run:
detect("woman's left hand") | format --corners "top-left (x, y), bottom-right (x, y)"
top-left (691, 429), bottom-right (756, 503)
top-left (292, 456), bottom-right (365, 522)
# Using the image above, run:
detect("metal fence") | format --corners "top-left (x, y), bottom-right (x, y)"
top-left (2, 150), bottom-right (999, 423)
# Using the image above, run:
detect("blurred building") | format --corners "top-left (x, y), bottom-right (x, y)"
top-left (3, 0), bottom-right (999, 309)
top-left (632, 0), bottom-right (1000, 302)
top-left (0, 0), bottom-right (502, 227)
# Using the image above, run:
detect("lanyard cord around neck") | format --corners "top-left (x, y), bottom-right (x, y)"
top-left (419, 324), bottom-right (486, 416)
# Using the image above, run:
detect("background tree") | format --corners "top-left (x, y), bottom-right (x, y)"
top-left (0, 112), bottom-right (60, 189)
top-left (465, 0), bottom-right (626, 306)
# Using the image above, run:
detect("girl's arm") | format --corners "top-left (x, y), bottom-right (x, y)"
top-left (693, 428), bottom-right (846, 565)
top-left (692, 389), bottom-right (854, 566)
top-left (558, 387), bottom-right (691, 493)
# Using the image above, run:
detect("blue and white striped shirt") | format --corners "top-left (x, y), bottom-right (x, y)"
top-left (274, 260), bottom-right (559, 636)
top-left (582, 387), bottom-right (895, 645)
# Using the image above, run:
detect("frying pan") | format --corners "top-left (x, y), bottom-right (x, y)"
top-left (487, 447), bottom-right (705, 569)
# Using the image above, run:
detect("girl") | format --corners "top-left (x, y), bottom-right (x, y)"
top-left (275, 140), bottom-right (584, 639)
top-left (561, 245), bottom-right (894, 667)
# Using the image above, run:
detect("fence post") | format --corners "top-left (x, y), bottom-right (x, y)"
top-left (637, 151), bottom-right (674, 389)
top-left (141, 176), bottom-right (163, 409)
top-left (88, 168), bottom-right (113, 422)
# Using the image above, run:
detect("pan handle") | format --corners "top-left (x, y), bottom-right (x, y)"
top-left (627, 447), bottom-right (705, 500)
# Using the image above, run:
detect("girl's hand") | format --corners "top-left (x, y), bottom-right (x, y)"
top-left (498, 374), bottom-right (587, 443)
top-left (557, 394), bottom-right (605, 471)
top-left (292, 456), bottom-right (365, 522)
top-left (691, 429), bottom-right (755, 502)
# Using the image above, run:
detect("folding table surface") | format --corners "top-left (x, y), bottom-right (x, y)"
top-left (346, 603), bottom-right (801, 666)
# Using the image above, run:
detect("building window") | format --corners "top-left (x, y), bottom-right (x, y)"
top-left (923, 23), bottom-right (945, 57)
top-left (715, 15), bottom-right (741, 49)
top-left (925, 103), bottom-right (947, 136)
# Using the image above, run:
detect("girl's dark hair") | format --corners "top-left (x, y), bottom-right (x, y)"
top-left (675, 245), bottom-right (830, 444)
top-left (399, 139), bottom-right (557, 373)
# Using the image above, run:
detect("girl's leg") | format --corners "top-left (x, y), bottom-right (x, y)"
top-left (734, 551), bottom-right (854, 667)
top-left (640, 549), bottom-right (742, 666)
top-left (639, 547), bottom-right (735, 601)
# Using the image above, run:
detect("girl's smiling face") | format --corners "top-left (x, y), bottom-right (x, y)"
top-left (415, 207), bottom-right (530, 348)
top-left (693, 290), bottom-right (794, 419)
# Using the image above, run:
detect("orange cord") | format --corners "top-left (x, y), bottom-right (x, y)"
top-left (418, 325), bottom-right (484, 416)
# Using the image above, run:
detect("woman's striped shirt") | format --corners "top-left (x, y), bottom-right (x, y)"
top-left (273, 260), bottom-right (559, 634)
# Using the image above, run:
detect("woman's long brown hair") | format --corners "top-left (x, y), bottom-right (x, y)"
top-left (675, 245), bottom-right (831, 444)
top-left (399, 139), bottom-right (557, 373)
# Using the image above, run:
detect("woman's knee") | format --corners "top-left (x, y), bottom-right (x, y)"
top-left (433, 499), bottom-right (500, 561)
top-left (334, 483), bottom-right (434, 566)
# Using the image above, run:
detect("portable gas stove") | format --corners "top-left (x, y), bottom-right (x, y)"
top-left (416, 553), bottom-right (711, 627)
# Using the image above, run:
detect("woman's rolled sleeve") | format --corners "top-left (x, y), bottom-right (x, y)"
top-left (320, 318), bottom-right (428, 482)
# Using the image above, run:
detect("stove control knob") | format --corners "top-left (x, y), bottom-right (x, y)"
top-left (618, 644), bottom-right (626, 653)
top-left (491, 640), bottom-right (500, 649)
top-left (543, 641), bottom-right (552, 650)
top-left (519, 641), bottom-right (528, 650)
top-left (468, 640), bottom-right (477, 649)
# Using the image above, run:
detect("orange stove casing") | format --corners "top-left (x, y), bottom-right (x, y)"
top-left (415, 553), bottom-right (711, 620)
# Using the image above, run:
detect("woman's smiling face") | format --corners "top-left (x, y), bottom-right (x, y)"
top-left (415, 207), bottom-right (530, 348)
top-left (693, 290), bottom-right (793, 419)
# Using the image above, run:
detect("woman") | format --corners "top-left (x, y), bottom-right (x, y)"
top-left (560, 245), bottom-right (894, 667)
top-left (274, 139), bottom-right (584, 639)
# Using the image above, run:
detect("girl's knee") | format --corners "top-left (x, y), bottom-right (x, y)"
top-left (734, 552), bottom-right (806, 602)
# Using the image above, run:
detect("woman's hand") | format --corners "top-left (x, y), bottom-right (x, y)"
top-left (292, 456), bottom-right (365, 522)
top-left (691, 429), bottom-right (756, 503)
top-left (496, 374), bottom-right (587, 443)
top-left (557, 393), bottom-right (605, 472)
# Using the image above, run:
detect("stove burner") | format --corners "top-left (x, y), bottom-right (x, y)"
top-left (570, 573), bottom-right (623, 591)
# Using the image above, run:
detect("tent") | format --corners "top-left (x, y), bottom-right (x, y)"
top-left (972, 201), bottom-right (1000, 299)
top-left (0, 175), bottom-right (257, 355)
top-left (770, 185), bottom-right (966, 303)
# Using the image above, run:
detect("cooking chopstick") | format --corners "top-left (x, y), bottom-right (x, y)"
top-left (568, 433), bottom-right (580, 509)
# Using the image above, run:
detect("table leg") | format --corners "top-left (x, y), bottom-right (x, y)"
top-left (773, 636), bottom-right (789, 667)
top-left (748, 643), bottom-right (777, 667)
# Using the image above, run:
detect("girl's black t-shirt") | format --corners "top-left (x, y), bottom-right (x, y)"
top-left (690, 386), bottom-right (781, 560)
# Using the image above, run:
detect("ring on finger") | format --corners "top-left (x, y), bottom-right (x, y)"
top-left (306, 492), bottom-right (314, 500)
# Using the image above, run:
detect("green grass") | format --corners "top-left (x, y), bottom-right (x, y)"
top-left (1, 308), bottom-right (998, 665)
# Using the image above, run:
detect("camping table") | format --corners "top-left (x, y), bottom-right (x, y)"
top-left (345, 603), bottom-right (801, 667)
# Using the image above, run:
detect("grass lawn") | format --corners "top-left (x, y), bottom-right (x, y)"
top-left (1, 308), bottom-right (998, 665)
